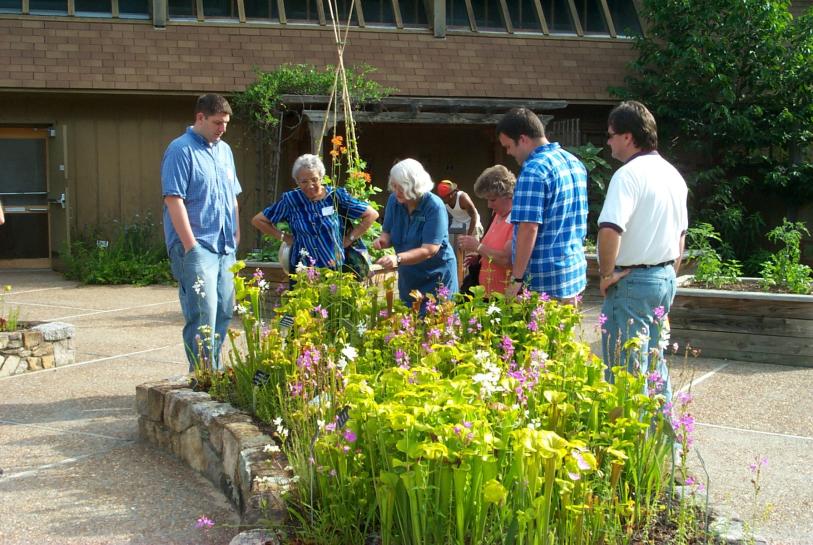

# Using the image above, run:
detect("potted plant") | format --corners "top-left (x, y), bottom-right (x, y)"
top-left (669, 220), bottom-right (813, 366)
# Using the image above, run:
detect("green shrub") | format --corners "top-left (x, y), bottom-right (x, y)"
top-left (687, 223), bottom-right (743, 288)
top-left (759, 219), bottom-right (812, 294)
top-left (63, 214), bottom-right (172, 286)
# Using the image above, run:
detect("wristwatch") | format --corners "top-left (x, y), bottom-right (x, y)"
top-left (349, 233), bottom-right (357, 242)
top-left (512, 276), bottom-right (524, 284)
top-left (396, 254), bottom-right (402, 265)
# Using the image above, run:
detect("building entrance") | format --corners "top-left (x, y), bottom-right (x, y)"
top-left (0, 127), bottom-right (51, 268)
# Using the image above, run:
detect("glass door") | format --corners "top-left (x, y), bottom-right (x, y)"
top-left (0, 127), bottom-right (51, 268)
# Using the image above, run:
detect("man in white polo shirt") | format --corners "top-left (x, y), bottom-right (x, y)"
top-left (597, 101), bottom-right (688, 402)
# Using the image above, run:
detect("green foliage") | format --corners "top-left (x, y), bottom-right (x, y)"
top-left (614, 0), bottom-right (813, 262)
top-left (232, 64), bottom-right (395, 139)
top-left (207, 264), bottom-right (692, 545)
top-left (63, 214), bottom-right (173, 286)
top-left (0, 285), bottom-right (20, 332)
top-left (567, 143), bottom-right (613, 240)
top-left (687, 223), bottom-right (743, 288)
top-left (759, 219), bottom-right (812, 294)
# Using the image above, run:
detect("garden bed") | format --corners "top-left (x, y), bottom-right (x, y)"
top-left (0, 322), bottom-right (75, 376)
top-left (669, 275), bottom-right (813, 366)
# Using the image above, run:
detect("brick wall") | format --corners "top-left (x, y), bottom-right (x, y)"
top-left (0, 17), bottom-right (635, 100)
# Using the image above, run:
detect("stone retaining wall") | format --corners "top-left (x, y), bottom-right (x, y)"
top-left (136, 378), bottom-right (291, 524)
top-left (0, 322), bottom-right (75, 377)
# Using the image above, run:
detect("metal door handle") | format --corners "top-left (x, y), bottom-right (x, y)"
top-left (48, 193), bottom-right (66, 208)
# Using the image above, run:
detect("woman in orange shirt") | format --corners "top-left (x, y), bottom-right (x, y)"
top-left (457, 165), bottom-right (516, 295)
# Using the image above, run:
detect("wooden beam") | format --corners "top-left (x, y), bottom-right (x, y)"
top-left (532, 0), bottom-right (549, 34)
top-left (282, 95), bottom-right (569, 111)
top-left (277, 0), bottom-right (286, 23)
top-left (498, 0), bottom-right (512, 33)
top-left (303, 109), bottom-right (556, 126)
top-left (391, 0), bottom-right (404, 28)
top-left (354, 0), bottom-right (366, 27)
top-left (112, 0), bottom-right (120, 18)
top-left (433, 0), bottom-right (445, 37)
top-left (463, 0), bottom-right (477, 30)
top-left (21, 0), bottom-right (29, 14)
top-left (316, 0), bottom-right (326, 25)
top-left (67, 0), bottom-right (74, 16)
top-left (598, 0), bottom-right (615, 37)
top-left (237, 0), bottom-right (246, 22)
top-left (195, 0), bottom-right (204, 20)
top-left (565, 0), bottom-right (582, 35)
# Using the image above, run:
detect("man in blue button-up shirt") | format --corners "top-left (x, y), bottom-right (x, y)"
top-left (162, 94), bottom-right (241, 371)
top-left (496, 108), bottom-right (588, 304)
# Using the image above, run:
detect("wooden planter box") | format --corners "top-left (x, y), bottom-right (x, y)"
top-left (669, 276), bottom-right (813, 367)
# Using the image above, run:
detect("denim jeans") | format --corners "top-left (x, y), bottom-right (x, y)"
top-left (601, 265), bottom-right (677, 401)
top-left (168, 242), bottom-right (235, 371)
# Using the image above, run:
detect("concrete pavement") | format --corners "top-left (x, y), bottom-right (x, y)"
top-left (1, 270), bottom-right (811, 544)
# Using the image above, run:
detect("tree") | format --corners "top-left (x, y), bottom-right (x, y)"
top-left (613, 0), bottom-right (813, 267)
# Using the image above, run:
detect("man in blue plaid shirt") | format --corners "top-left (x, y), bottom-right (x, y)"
top-left (496, 108), bottom-right (588, 303)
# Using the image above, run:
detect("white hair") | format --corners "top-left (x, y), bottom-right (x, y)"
top-left (388, 158), bottom-right (434, 200)
top-left (292, 154), bottom-right (326, 180)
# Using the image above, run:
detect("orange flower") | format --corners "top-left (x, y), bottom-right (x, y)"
top-left (361, 172), bottom-right (371, 183)
top-left (331, 135), bottom-right (343, 147)
top-left (340, 146), bottom-right (347, 155)
top-left (329, 149), bottom-right (339, 158)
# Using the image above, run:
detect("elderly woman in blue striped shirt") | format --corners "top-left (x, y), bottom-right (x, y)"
top-left (251, 154), bottom-right (378, 274)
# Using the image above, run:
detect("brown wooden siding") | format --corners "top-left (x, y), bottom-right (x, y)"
top-left (2, 93), bottom-right (260, 251)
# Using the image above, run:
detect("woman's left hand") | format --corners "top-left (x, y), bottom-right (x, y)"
top-left (343, 234), bottom-right (353, 248)
top-left (457, 235), bottom-right (479, 253)
top-left (376, 254), bottom-right (398, 269)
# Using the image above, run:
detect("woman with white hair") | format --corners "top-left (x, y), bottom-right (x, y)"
top-left (373, 158), bottom-right (458, 308)
top-left (252, 153), bottom-right (378, 273)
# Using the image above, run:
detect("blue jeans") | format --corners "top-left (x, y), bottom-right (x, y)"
top-left (601, 266), bottom-right (677, 401)
top-left (168, 242), bottom-right (235, 371)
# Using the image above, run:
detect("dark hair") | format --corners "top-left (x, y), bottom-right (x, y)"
top-left (474, 165), bottom-right (516, 199)
top-left (496, 107), bottom-right (545, 141)
top-left (608, 100), bottom-right (658, 151)
top-left (195, 94), bottom-right (233, 117)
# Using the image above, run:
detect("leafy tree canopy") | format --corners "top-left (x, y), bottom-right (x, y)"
top-left (613, 0), bottom-right (813, 265)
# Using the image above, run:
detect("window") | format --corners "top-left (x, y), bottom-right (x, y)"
top-left (398, 0), bottom-right (427, 27)
top-left (541, 0), bottom-right (574, 33)
top-left (244, 0), bottom-right (277, 19)
top-left (471, 0), bottom-right (506, 31)
top-left (118, 0), bottom-right (149, 16)
top-left (575, 0), bottom-right (607, 34)
top-left (286, 0), bottom-right (320, 22)
top-left (29, 0), bottom-right (68, 13)
top-left (0, 0), bottom-right (21, 12)
top-left (168, 0), bottom-right (196, 17)
top-left (360, 0), bottom-right (395, 25)
top-left (327, 0), bottom-right (356, 24)
top-left (447, 0), bottom-right (469, 27)
top-left (203, 0), bottom-right (239, 18)
top-left (75, 0), bottom-right (112, 15)
top-left (507, 0), bottom-right (541, 31)
top-left (605, 0), bottom-right (640, 36)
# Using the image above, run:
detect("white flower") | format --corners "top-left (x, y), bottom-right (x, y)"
top-left (295, 262), bottom-right (307, 274)
top-left (234, 304), bottom-right (248, 315)
top-left (317, 419), bottom-right (325, 429)
top-left (357, 322), bottom-right (368, 336)
top-left (273, 417), bottom-right (283, 427)
top-left (263, 443), bottom-right (280, 453)
top-left (341, 346), bottom-right (358, 361)
top-left (486, 304), bottom-right (501, 315)
top-left (299, 248), bottom-right (310, 257)
top-left (192, 277), bottom-right (206, 299)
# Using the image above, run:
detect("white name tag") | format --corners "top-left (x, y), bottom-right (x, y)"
top-left (321, 206), bottom-right (335, 216)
